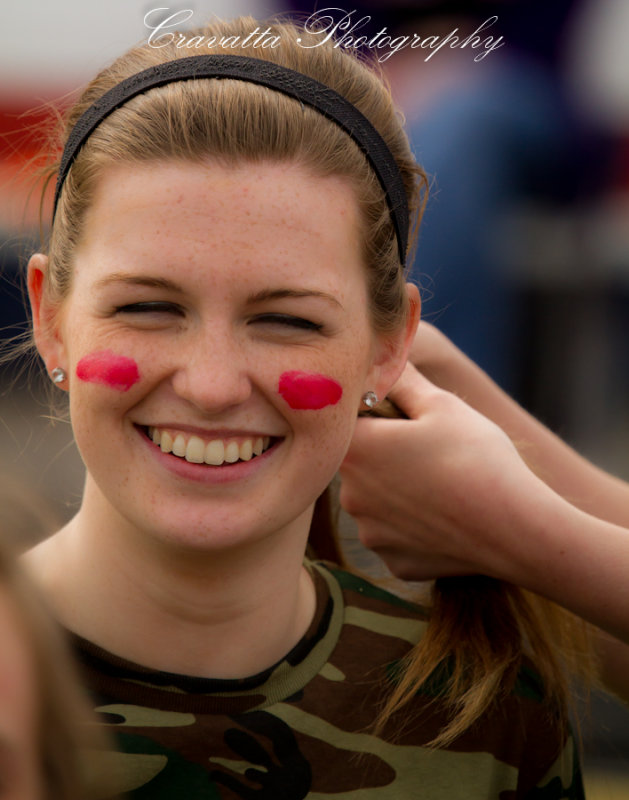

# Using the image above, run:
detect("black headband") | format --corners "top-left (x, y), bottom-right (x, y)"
top-left (53, 55), bottom-right (409, 264)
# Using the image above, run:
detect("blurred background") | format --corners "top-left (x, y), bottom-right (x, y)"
top-left (1, 1), bottom-right (628, 795)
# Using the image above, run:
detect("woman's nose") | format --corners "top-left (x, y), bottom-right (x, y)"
top-left (170, 327), bottom-right (253, 413)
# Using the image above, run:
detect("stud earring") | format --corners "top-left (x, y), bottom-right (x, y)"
top-left (362, 391), bottom-right (378, 409)
top-left (51, 367), bottom-right (67, 385)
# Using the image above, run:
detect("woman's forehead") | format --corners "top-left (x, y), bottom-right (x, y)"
top-left (74, 160), bottom-right (365, 289)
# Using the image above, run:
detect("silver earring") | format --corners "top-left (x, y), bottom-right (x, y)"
top-left (362, 391), bottom-right (378, 409)
top-left (51, 367), bottom-right (67, 385)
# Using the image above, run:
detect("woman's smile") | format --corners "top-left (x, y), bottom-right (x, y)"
top-left (146, 426), bottom-right (273, 465)
top-left (56, 158), bottom-right (385, 548)
top-left (136, 423), bottom-right (281, 485)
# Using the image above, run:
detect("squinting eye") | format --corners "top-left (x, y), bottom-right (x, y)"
top-left (115, 301), bottom-right (184, 316)
top-left (253, 314), bottom-right (323, 331)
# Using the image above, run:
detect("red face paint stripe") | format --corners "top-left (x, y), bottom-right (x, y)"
top-left (278, 371), bottom-right (343, 410)
top-left (76, 351), bottom-right (140, 392)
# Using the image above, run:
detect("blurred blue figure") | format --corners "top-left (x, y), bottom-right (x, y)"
top-left (408, 55), bottom-right (581, 394)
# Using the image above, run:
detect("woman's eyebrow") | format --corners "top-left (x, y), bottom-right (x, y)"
top-left (94, 273), bottom-right (184, 292)
top-left (247, 288), bottom-right (342, 308)
top-left (93, 277), bottom-right (343, 308)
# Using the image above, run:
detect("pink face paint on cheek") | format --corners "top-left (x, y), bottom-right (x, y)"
top-left (76, 350), bottom-right (140, 392)
top-left (278, 371), bottom-right (343, 410)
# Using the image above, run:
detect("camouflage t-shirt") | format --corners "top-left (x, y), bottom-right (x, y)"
top-left (70, 562), bottom-right (584, 799)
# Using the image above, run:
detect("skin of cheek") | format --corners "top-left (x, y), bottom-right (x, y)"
top-left (278, 371), bottom-right (343, 410)
top-left (76, 350), bottom-right (140, 392)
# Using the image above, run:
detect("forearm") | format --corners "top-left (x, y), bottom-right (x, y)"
top-left (413, 326), bottom-right (629, 527)
top-left (494, 479), bottom-right (629, 648)
top-left (474, 472), bottom-right (629, 701)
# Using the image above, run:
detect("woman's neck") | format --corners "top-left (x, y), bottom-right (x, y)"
top-left (23, 483), bottom-right (317, 679)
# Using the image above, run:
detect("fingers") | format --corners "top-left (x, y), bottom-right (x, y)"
top-left (352, 516), bottom-right (477, 582)
top-left (344, 362), bottom-right (440, 465)
top-left (338, 464), bottom-right (369, 512)
top-left (385, 362), bottom-right (440, 420)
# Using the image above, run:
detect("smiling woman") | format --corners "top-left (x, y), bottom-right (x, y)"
top-left (32, 159), bottom-right (387, 557)
top-left (10, 13), bottom-right (587, 800)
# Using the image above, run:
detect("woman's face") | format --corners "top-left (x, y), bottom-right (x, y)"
top-left (32, 160), bottom-right (413, 550)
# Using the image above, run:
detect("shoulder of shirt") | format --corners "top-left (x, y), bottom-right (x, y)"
top-left (310, 559), bottom-right (429, 618)
top-left (311, 561), bottom-right (551, 707)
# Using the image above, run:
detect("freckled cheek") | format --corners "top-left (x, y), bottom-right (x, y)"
top-left (75, 350), bottom-right (140, 392)
top-left (278, 371), bottom-right (343, 410)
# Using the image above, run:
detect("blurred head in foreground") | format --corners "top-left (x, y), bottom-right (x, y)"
top-left (0, 533), bottom-right (105, 800)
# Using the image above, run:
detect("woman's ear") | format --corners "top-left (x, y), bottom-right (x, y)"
top-left (27, 254), bottom-right (67, 379)
top-left (366, 283), bottom-right (421, 399)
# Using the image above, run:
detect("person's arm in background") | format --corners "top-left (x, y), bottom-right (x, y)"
top-left (411, 322), bottom-right (629, 527)
top-left (341, 325), bottom-right (629, 700)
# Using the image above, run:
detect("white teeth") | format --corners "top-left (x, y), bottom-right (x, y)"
top-left (239, 440), bottom-right (253, 461)
top-left (204, 440), bottom-right (225, 466)
top-left (185, 436), bottom-right (205, 463)
top-left (224, 441), bottom-right (240, 463)
top-left (172, 434), bottom-right (186, 457)
top-left (148, 428), bottom-right (271, 465)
